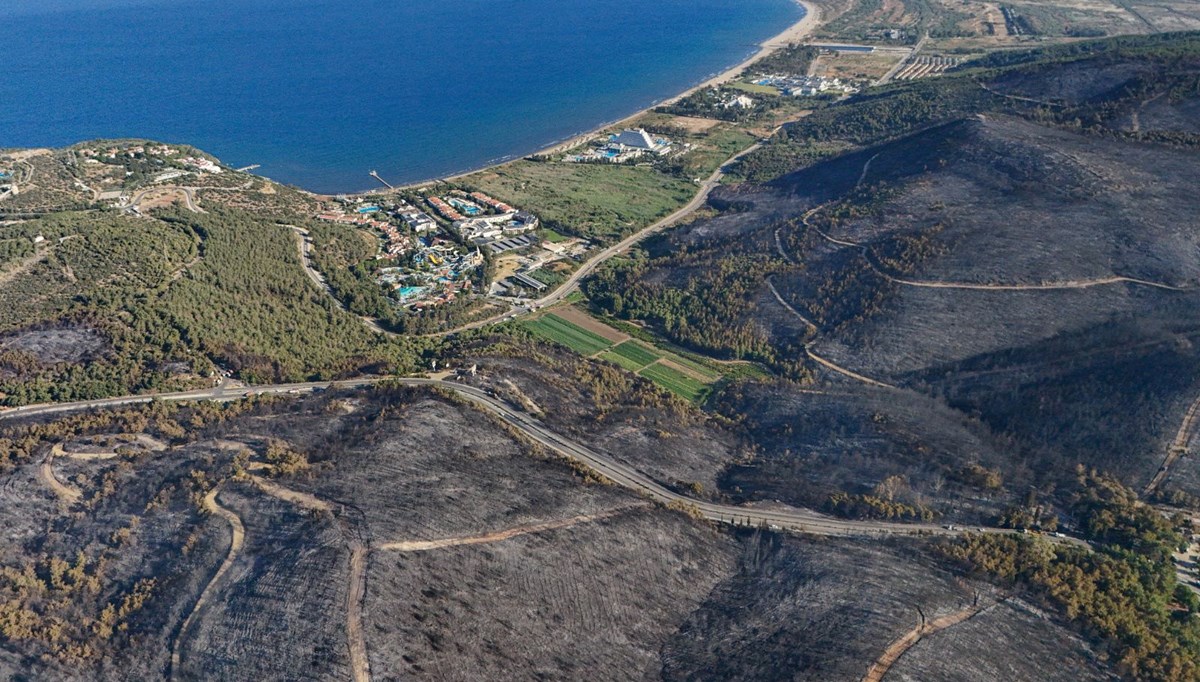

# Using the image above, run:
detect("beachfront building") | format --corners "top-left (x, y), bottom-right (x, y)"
top-left (469, 191), bottom-right (513, 213)
top-left (782, 76), bottom-right (858, 97)
top-left (181, 156), bottom-right (223, 174)
top-left (566, 128), bottom-right (673, 164)
top-left (613, 128), bottom-right (673, 153)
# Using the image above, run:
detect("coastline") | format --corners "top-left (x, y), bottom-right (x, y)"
top-left (363, 0), bottom-right (820, 196)
top-left (524, 0), bottom-right (820, 159)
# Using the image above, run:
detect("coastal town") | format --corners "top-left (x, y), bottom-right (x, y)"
top-left (312, 189), bottom-right (590, 311)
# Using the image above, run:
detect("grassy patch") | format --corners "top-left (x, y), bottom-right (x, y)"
top-left (464, 161), bottom-right (696, 244)
top-left (598, 349), bottom-right (649, 372)
top-left (639, 363), bottom-right (712, 403)
top-left (528, 268), bottom-right (567, 288)
top-left (729, 81), bottom-right (780, 95)
top-left (660, 352), bottom-right (721, 381)
top-left (539, 227), bottom-right (570, 243)
top-left (523, 313), bottom-right (613, 356)
top-left (610, 340), bottom-right (661, 369)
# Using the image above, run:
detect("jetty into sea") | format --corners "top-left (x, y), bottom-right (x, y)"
top-left (369, 170), bottom-right (394, 189)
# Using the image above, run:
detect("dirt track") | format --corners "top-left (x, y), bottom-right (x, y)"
top-left (346, 543), bottom-right (370, 682)
top-left (249, 474), bottom-right (331, 511)
top-left (765, 277), bottom-right (896, 389)
top-left (803, 201), bottom-right (1191, 293)
top-left (378, 506), bottom-right (640, 553)
top-left (861, 598), bottom-right (994, 682)
top-left (38, 445), bottom-right (81, 504)
top-left (170, 487), bottom-right (246, 680)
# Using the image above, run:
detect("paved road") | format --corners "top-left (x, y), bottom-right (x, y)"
top-left (0, 378), bottom-right (1080, 543)
top-left (128, 186), bottom-right (202, 213)
top-left (531, 141), bottom-right (765, 309)
top-left (292, 140), bottom-right (772, 337)
top-left (875, 35), bottom-right (926, 86)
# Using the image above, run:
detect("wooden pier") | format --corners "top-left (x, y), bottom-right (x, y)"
top-left (369, 170), bottom-right (394, 189)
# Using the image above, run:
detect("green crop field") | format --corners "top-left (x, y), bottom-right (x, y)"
top-left (638, 363), bottom-right (712, 403)
top-left (524, 314), bottom-right (613, 356)
top-left (540, 227), bottom-right (570, 243)
top-left (658, 351), bottom-right (721, 381)
top-left (610, 340), bottom-right (661, 369)
top-left (598, 349), bottom-right (648, 372)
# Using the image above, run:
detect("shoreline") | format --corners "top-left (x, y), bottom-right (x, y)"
top-left (348, 0), bottom-right (820, 197)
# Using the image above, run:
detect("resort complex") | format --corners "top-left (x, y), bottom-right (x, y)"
top-left (313, 187), bottom-right (567, 311)
top-left (566, 127), bottom-right (676, 163)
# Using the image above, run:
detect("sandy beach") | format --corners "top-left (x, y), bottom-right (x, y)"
top-left (381, 0), bottom-right (821, 193)
top-left (526, 0), bottom-right (821, 159)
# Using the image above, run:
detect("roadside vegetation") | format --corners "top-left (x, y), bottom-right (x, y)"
top-left (940, 471), bottom-right (1200, 682)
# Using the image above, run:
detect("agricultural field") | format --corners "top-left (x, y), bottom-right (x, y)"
top-left (597, 348), bottom-right (649, 372)
top-left (523, 309), bottom-right (722, 403)
top-left (522, 313), bottom-right (614, 356)
top-left (609, 340), bottom-right (662, 369)
top-left (640, 362), bottom-right (713, 403)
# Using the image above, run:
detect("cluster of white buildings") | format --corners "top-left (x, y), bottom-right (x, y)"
top-left (454, 210), bottom-right (539, 244)
top-left (395, 203), bottom-right (439, 234)
top-left (181, 157), bottom-right (222, 174)
top-left (751, 74), bottom-right (859, 96)
top-left (567, 128), bottom-right (674, 164)
top-left (721, 94), bottom-right (756, 110)
top-left (80, 144), bottom-right (178, 160)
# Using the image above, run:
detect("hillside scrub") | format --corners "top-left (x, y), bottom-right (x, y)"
top-left (735, 32), bottom-right (1200, 183)
top-left (939, 471), bottom-right (1200, 682)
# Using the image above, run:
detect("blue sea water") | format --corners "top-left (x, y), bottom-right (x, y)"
top-left (0, 0), bottom-right (801, 193)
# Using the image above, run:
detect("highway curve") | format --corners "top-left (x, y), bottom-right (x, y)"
top-left (533, 140), bottom-right (766, 310)
top-left (0, 378), bottom-right (1082, 544)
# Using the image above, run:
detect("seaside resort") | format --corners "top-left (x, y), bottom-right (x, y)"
top-left (315, 190), bottom-right (590, 310)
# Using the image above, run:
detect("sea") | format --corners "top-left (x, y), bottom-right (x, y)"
top-left (0, 0), bottom-right (802, 194)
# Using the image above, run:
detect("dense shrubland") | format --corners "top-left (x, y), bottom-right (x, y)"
top-left (940, 471), bottom-right (1200, 682)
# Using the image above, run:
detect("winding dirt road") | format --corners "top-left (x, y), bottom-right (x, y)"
top-left (378, 505), bottom-right (642, 553)
top-left (765, 277), bottom-right (896, 389)
top-left (814, 221), bottom-right (1187, 292)
top-left (39, 445), bottom-right (82, 504)
top-left (861, 597), bottom-right (996, 682)
top-left (170, 487), bottom-right (246, 681)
